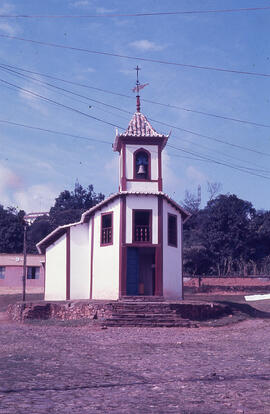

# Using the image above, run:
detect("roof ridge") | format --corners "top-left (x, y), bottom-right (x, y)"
top-left (120, 111), bottom-right (165, 138)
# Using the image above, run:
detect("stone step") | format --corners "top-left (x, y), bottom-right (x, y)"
top-left (110, 313), bottom-right (178, 319)
top-left (104, 318), bottom-right (192, 327)
top-left (120, 296), bottom-right (165, 302)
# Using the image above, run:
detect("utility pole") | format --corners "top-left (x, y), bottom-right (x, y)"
top-left (22, 223), bottom-right (27, 302)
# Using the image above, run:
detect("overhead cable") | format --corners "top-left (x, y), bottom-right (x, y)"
top-left (2, 62), bottom-right (269, 129)
top-left (1, 6), bottom-right (270, 18)
top-left (1, 34), bottom-right (270, 78)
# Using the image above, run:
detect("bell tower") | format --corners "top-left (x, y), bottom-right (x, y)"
top-left (113, 68), bottom-right (169, 193)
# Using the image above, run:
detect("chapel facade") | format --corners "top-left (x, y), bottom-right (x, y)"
top-left (37, 84), bottom-right (190, 301)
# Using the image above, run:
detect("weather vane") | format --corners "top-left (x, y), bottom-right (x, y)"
top-left (132, 66), bottom-right (149, 112)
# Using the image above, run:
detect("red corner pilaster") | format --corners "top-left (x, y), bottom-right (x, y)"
top-left (119, 195), bottom-right (127, 297)
top-left (121, 144), bottom-right (127, 191)
top-left (90, 217), bottom-right (94, 299)
top-left (158, 145), bottom-right (163, 191)
top-left (155, 196), bottom-right (163, 296)
top-left (66, 228), bottom-right (70, 300)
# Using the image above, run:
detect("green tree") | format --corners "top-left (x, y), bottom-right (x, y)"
top-left (200, 194), bottom-right (255, 275)
top-left (0, 205), bottom-right (25, 253)
top-left (49, 182), bottom-right (104, 228)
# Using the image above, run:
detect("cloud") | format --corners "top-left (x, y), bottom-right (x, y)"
top-left (0, 22), bottom-right (16, 35)
top-left (0, 162), bottom-right (57, 212)
top-left (0, 3), bottom-right (18, 35)
top-left (13, 184), bottom-right (57, 212)
top-left (71, 0), bottom-right (92, 8)
top-left (0, 2), bottom-right (14, 13)
top-left (129, 40), bottom-right (165, 52)
top-left (0, 163), bottom-right (22, 191)
top-left (186, 165), bottom-right (207, 184)
top-left (163, 151), bottom-right (184, 197)
top-left (0, 163), bottom-right (23, 207)
top-left (18, 80), bottom-right (49, 116)
top-left (96, 7), bottom-right (115, 14)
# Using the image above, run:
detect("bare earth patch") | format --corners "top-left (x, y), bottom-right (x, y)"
top-left (0, 297), bottom-right (270, 413)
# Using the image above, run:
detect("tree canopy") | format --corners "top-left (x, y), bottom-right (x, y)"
top-left (0, 182), bottom-right (104, 254)
top-left (0, 206), bottom-right (25, 253)
top-left (183, 193), bottom-right (270, 276)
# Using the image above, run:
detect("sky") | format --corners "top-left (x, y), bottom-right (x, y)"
top-left (0, 0), bottom-right (270, 213)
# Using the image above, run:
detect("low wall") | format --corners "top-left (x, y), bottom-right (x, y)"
top-left (7, 300), bottom-right (232, 322)
top-left (184, 276), bottom-right (270, 293)
top-left (7, 301), bottom-right (115, 321)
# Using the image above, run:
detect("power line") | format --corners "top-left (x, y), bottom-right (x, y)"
top-left (2, 64), bottom-right (270, 168)
top-left (0, 77), bottom-right (125, 130)
top-left (3, 62), bottom-right (270, 129)
top-left (167, 144), bottom-right (270, 180)
top-left (0, 119), bottom-right (112, 145)
top-left (1, 69), bottom-right (270, 176)
top-left (2, 116), bottom-right (270, 179)
top-left (1, 6), bottom-right (270, 18)
top-left (1, 34), bottom-right (270, 78)
top-left (0, 65), bottom-right (270, 172)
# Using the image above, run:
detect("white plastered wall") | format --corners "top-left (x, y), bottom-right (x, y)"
top-left (45, 233), bottom-right (67, 301)
top-left (70, 223), bottom-right (90, 300)
top-left (126, 195), bottom-right (158, 244)
top-left (92, 199), bottom-right (120, 300)
top-left (126, 144), bottom-right (159, 193)
top-left (162, 200), bottom-right (183, 299)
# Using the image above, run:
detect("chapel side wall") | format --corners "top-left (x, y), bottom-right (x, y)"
top-left (92, 200), bottom-right (120, 300)
top-left (45, 234), bottom-right (67, 301)
top-left (126, 195), bottom-right (158, 244)
top-left (70, 223), bottom-right (90, 300)
top-left (162, 200), bottom-right (183, 299)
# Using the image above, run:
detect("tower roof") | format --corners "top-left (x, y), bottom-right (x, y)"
top-left (123, 111), bottom-right (165, 138)
top-left (113, 111), bottom-right (169, 152)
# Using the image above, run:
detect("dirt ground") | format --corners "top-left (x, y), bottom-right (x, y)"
top-left (1, 294), bottom-right (270, 413)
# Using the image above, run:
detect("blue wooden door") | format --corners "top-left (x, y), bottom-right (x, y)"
top-left (126, 247), bottom-right (139, 295)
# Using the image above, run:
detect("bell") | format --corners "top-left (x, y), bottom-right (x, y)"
top-left (137, 164), bottom-right (146, 175)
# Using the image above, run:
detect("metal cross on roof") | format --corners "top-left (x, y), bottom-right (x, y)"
top-left (132, 66), bottom-right (149, 113)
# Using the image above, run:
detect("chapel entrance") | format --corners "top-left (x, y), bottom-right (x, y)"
top-left (126, 247), bottom-right (155, 296)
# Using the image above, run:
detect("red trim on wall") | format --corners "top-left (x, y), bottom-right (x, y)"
top-left (121, 144), bottom-right (127, 191)
top-left (181, 218), bottom-right (184, 300)
top-left (158, 145), bottom-right (163, 191)
top-left (126, 242), bottom-right (158, 248)
top-left (133, 147), bottom-right (151, 181)
top-left (119, 195), bottom-right (127, 297)
top-left (100, 211), bottom-right (113, 246)
top-left (126, 179), bottom-right (158, 183)
top-left (42, 261), bottom-right (46, 299)
top-left (168, 213), bottom-right (178, 248)
top-left (155, 196), bottom-right (163, 296)
top-left (66, 228), bottom-right (70, 300)
top-left (115, 136), bottom-right (168, 152)
top-left (132, 209), bottom-right (152, 244)
top-left (90, 217), bottom-right (94, 299)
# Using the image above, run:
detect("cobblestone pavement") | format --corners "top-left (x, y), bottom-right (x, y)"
top-left (0, 318), bottom-right (270, 414)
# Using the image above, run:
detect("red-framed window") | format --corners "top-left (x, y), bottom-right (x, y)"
top-left (133, 209), bottom-right (152, 243)
top-left (133, 148), bottom-right (151, 180)
top-left (168, 213), bottom-right (177, 247)
top-left (101, 212), bottom-right (113, 246)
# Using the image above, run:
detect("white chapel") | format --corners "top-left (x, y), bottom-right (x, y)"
top-left (37, 78), bottom-right (190, 301)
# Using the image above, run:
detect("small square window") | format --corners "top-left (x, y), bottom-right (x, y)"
top-left (168, 214), bottom-right (177, 247)
top-left (101, 213), bottom-right (113, 245)
top-left (0, 266), bottom-right (5, 279)
top-left (27, 266), bottom-right (40, 280)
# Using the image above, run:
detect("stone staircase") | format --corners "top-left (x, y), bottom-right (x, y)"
top-left (102, 299), bottom-right (197, 327)
top-left (98, 296), bottom-right (232, 327)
